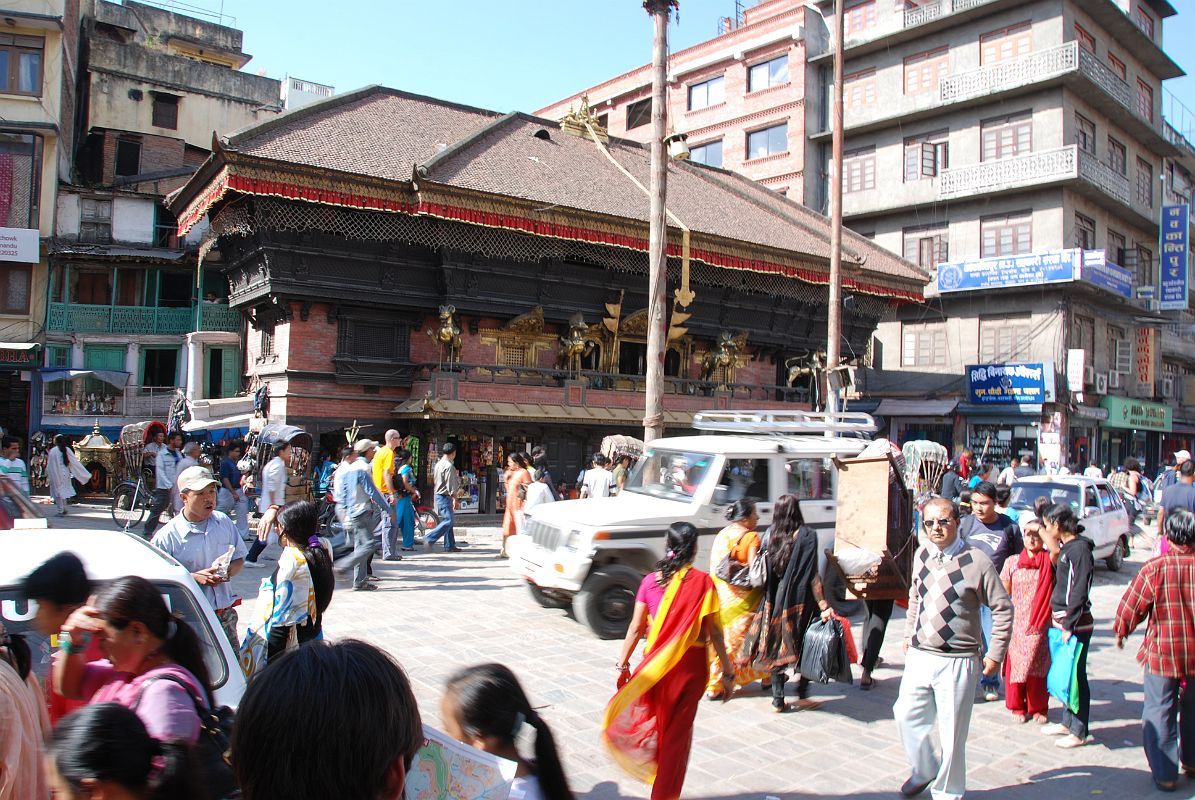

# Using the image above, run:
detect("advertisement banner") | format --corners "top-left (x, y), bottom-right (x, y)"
top-left (0, 227), bottom-right (38, 263)
top-left (1159, 204), bottom-right (1189, 311)
top-left (1135, 327), bottom-right (1156, 395)
top-left (1100, 395), bottom-right (1172, 432)
top-left (938, 250), bottom-right (1079, 293)
top-left (1080, 250), bottom-right (1134, 299)
top-left (966, 363), bottom-right (1056, 404)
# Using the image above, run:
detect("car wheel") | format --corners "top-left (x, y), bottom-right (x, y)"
top-left (1105, 537), bottom-right (1127, 572)
top-left (528, 582), bottom-right (572, 610)
top-left (574, 565), bottom-right (641, 640)
top-left (823, 565), bottom-right (861, 616)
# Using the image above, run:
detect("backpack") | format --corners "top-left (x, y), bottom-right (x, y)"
top-left (134, 673), bottom-right (237, 800)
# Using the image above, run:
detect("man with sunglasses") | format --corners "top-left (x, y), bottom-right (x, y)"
top-left (894, 497), bottom-right (1013, 800)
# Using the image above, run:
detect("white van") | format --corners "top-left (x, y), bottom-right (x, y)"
top-left (509, 411), bottom-right (874, 638)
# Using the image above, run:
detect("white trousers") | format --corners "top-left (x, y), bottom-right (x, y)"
top-left (893, 647), bottom-right (979, 800)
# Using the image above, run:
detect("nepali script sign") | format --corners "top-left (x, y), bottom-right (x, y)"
top-left (967, 363), bottom-right (1055, 405)
top-left (937, 250), bottom-right (1078, 293)
top-left (1159, 204), bottom-right (1189, 311)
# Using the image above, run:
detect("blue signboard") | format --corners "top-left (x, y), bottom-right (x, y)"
top-left (937, 250), bottom-right (1079, 293)
top-left (967, 363), bottom-right (1056, 405)
top-left (1159, 204), bottom-right (1190, 311)
top-left (1080, 250), bottom-right (1133, 299)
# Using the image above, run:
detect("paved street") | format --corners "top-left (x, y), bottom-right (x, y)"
top-left (42, 502), bottom-right (1185, 799)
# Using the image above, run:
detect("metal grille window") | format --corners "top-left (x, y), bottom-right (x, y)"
top-left (1136, 80), bottom-right (1154, 122)
top-left (499, 343), bottom-right (527, 368)
top-left (901, 322), bottom-right (947, 368)
top-left (687, 76), bottom-right (724, 110)
top-left (689, 139), bottom-right (723, 167)
top-left (981, 212), bottom-right (1032, 257)
top-left (981, 112), bottom-right (1032, 161)
top-left (0, 264), bottom-right (30, 314)
top-left (0, 34), bottom-right (43, 96)
top-left (0, 131), bottom-right (41, 228)
top-left (844, 0), bottom-right (877, 37)
top-left (903, 47), bottom-right (949, 94)
top-left (748, 55), bottom-right (789, 92)
top-left (1136, 157), bottom-right (1154, 208)
top-left (844, 68), bottom-right (876, 109)
top-left (902, 225), bottom-right (949, 268)
top-left (626, 98), bottom-right (651, 130)
top-left (1074, 24), bottom-right (1096, 54)
top-left (1108, 137), bottom-right (1127, 175)
top-left (1075, 212), bottom-right (1096, 250)
top-left (1076, 113), bottom-right (1096, 155)
top-left (151, 93), bottom-right (179, 129)
top-left (80, 198), bottom-right (113, 244)
top-left (904, 131), bottom-right (949, 181)
top-left (746, 122), bottom-right (787, 160)
top-left (979, 315), bottom-right (1032, 362)
top-left (337, 318), bottom-right (411, 362)
top-left (980, 22), bottom-right (1032, 64)
top-left (843, 147), bottom-right (875, 193)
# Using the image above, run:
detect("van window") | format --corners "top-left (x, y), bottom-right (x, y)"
top-left (716, 458), bottom-right (771, 503)
top-left (625, 449), bottom-right (716, 500)
top-left (1084, 487), bottom-right (1099, 509)
top-left (1098, 485), bottom-right (1119, 513)
top-left (786, 458), bottom-right (833, 499)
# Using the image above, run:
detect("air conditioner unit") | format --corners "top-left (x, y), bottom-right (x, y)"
top-left (1108, 371), bottom-right (1123, 389)
top-left (1083, 365), bottom-right (1096, 386)
top-left (1095, 372), bottom-right (1109, 394)
top-left (1162, 376), bottom-right (1176, 398)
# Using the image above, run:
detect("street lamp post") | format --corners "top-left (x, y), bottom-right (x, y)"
top-left (826, 0), bottom-right (845, 416)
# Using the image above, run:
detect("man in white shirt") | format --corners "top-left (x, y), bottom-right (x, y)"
top-left (143, 431), bottom-right (183, 537)
top-left (1083, 462), bottom-right (1105, 479)
top-left (0, 437), bottom-right (30, 493)
top-left (246, 440), bottom-right (291, 566)
top-left (580, 453), bottom-right (613, 499)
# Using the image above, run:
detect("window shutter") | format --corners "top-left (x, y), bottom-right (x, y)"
top-left (921, 142), bottom-right (937, 176)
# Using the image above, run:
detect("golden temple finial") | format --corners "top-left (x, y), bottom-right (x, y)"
top-left (560, 93), bottom-right (608, 143)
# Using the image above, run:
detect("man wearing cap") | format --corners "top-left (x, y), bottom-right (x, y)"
top-left (332, 438), bottom-right (390, 591)
top-left (1158, 450), bottom-right (1191, 494)
top-left (424, 442), bottom-right (461, 552)
top-left (151, 465), bottom-right (247, 649)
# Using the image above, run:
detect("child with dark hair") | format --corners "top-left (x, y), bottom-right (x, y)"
top-left (444, 663), bottom-right (574, 800)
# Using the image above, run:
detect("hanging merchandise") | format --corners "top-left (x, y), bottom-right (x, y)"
top-left (402, 434), bottom-right (422, 478)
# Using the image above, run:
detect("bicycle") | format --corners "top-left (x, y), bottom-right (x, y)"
top-left (111, 472), bottom-right (153, 533)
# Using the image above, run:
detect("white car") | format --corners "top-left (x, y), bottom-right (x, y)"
top-left (1008, 475), bottom-right (1132, 571)
top-left (0, 528), bottom-right (247, 708)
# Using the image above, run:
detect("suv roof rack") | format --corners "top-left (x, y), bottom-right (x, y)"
top-left (692, 409), bottom-right (878, 435)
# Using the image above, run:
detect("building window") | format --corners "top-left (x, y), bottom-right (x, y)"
top-left (151, 93), bottom-right (179, 129)
top-left (260, 326), bottom-right (275, 358)
top-left (843, 147), bottom-right (876, 193)
top-left (688, 139), bottom-right (723, 168)
top-left (1074, 23), bottom-right (1096, 54)
top-left (0, 131), bottom-right (41, 228)
top-left (903, 47), bottom-right (949, 94)
top-left (115, 138), bottom-right (141, 177)
top-left (1107, 53), bottom-right (1126, 82)
top-left (498, 343), bottom-right (527, 368)
top-left (1075, 212), bottom-right (1095, 250)
top-left (596, 112), bottom-right (609, 129)
top-left (904, 131), bottom-right (949, 181)
top-left (979, 315), bottom-right (1032, 362)
top-left (1135, 7), bottom-right (1154, 39)
top-left (1136, 80), bottom-right (1154, 122)
top-left (746, 122), bottom-right (787, 160)
top-left (0, 263), bottom-right (30, 314)
top-left (1109, 326), bottom-right (1130, 374)
top-left (1076, 113), bottom-right (1096, 155)
top-left (1108, 230), bottom-right (1127, 265)
top-left (1107, 137), bottom-right (1127, 175)
top-left (980, 21), bottom-right (1032, 64)
top-left (981, 212), bottom-right (1032, 257)
top-left (45, 343), bottom-right (69, 368)
top-left (901, 321), bottom-right (947, 368)
top-left (1136, 157), bottom-right (1153, 208)
top-left (0, 34), bottom-right (43, 96)
top-left (1071, 315), bottom-right (1095, 352)
top-left (844, 68), bottom-right (876, 110)
top-left (154, 205), bottom-right (179, 247)
top-left (79, 198), bottom-right (113, 244)
top-left (625, 98), bottom-right (651, 130)
top-left (981, 112), bottom-right (1032, 161)
top-left (902, 225), bottom-right (949, 268)
top-left (687, 76), bottom-right (724, 110)
top-left (748, 54), bottom-right (789, 92)
top-left (140, 347), bottom-right (179, 387)
top-left (844, 0), bottom-right (877, 37)
top-left (1135, 243), bottom-right (1154, 286)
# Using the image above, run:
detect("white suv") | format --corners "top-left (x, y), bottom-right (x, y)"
top-left (1008, 475), bottom-right (1132, 571)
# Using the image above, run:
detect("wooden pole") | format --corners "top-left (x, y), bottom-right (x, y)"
top-left (643, 0), bottom-right (671, 443)
top-left (826, 0), bottom-right (845, 416)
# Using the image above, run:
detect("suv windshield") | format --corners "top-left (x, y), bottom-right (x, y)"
top-left (625, 450), bottom-right (717, 501)
top-left (1009, 482), bottom-right (1080, 514)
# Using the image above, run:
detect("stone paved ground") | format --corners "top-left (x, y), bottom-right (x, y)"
top-left (51, 503), bottom-right (1188, 799)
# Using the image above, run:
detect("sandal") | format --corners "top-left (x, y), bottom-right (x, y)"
top-left (859, 676), bottom-right (874, 691)
top-left (771, 701), bottom-right (790, 713)
top-left (705, 691), bottom-right (723, 701)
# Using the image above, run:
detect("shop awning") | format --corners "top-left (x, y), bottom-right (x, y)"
top-left (182, 413), bottom-right (255, 433)
top-left (392, 398), bottom-right (694, 428)
top-left (40, 369), bottom-right (131, 388)
top-left (874, 399), bottom-right (958, 417)
top-left (955, 403), bottom-right (1043, 417)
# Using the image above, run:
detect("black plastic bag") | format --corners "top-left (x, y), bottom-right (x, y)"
top-left (798, 617), bottom-right (853, 685)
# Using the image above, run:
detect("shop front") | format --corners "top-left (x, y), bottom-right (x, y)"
top-left (1099, 396), bottom-right (1172, 475)
top-left (0, 344), bottom-right (39, 443)
top-left (960, 363), bottom-right (1056, 470)
top-left (1068, 404), bottom-right (1108, 473)
top-left (873, 399), bottom-right (958, 449)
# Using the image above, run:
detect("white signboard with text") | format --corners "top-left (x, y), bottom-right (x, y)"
top-left (0, 227), bottom-right (38, 263)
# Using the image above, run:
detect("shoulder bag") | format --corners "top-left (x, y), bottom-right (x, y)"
top-left (134, 673), bottom-right (237, 800)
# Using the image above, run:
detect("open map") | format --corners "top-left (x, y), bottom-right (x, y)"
top-left (405, 725), bottom-right (517, 800)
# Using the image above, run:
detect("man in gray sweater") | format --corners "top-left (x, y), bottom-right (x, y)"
top-left (894, 497), bottom-right (1013, 800)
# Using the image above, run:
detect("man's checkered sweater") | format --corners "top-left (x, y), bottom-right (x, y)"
top-left (903, 543), bottom-right (1013, 662)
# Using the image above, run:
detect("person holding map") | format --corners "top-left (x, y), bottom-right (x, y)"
top-left (442, 663), bottom-right (574, 800)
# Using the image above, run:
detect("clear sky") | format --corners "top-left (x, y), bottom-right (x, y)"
top-left (213, 0), bottom-right (1195, 129)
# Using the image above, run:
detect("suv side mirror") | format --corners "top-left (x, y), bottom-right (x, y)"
top-left (712, 486), bottom-right (730, 506)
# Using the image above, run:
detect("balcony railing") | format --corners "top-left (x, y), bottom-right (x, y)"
top-left (47, 303), bottom-right (241, 335)
top-left (1076, 148), bottom-right (1132, 206)
top-left (43, 385), bottom-right (178, 418)
top-left (941, 42), bottom-right (1077, 104)
top-left (902, 0), bottom-right (996, 30)
top-left (939, 145), bottom-right (1076, 200)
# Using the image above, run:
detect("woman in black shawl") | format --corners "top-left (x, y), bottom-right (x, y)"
top-left (744, 494), bottom-right (832, 712)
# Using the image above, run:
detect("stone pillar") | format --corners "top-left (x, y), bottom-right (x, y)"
top-left (124, 343), bottom-right (140, 381)
top-left (185, 334), bottom-right (204, 401)
top-left (70, 340), bottom-right (84, 368)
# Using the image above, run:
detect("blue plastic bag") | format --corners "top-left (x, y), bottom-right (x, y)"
top-left (1046, 628), bottom-right (1082, 714)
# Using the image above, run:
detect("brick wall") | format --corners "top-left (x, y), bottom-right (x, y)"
top-left (102, 129), bottom-right (186, 186)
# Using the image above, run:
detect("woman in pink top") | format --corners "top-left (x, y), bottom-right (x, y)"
top-left (54, 576), bottom-right (212, 744)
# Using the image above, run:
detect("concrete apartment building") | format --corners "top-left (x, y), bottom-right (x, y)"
top-left (37, 0), bottom-right (281, 446)
top-left (536, 0), bottom-right (812, 196)
top-left (801, 0), bottom-right (1193, 473)
top-left (0, 0), bottom-right (80, 441)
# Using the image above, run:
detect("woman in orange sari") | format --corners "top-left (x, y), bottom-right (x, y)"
top-left (707, 499), bottom-right (770, 698)
top-left (604, 522), bottom-right (732, 800)
top-left (500, 452), bottom-right (531, 558)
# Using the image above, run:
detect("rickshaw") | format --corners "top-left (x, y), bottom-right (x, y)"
top-left (111, 420), bottom-right (168, 532)
top-left (244, 424), bottom-right (315, 504)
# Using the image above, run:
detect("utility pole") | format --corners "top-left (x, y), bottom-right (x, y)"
top-left (825, 0), bottom-right (845, 416)
top-left (643, 0), bottom-right (673, 443)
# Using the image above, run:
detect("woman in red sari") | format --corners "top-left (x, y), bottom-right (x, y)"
top-left (500, 452), bottom-right (531, 558)
top-left (604, 522), bottom-right (733, 800)
top-left (1000, 518), bottom-right (1055, 723)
